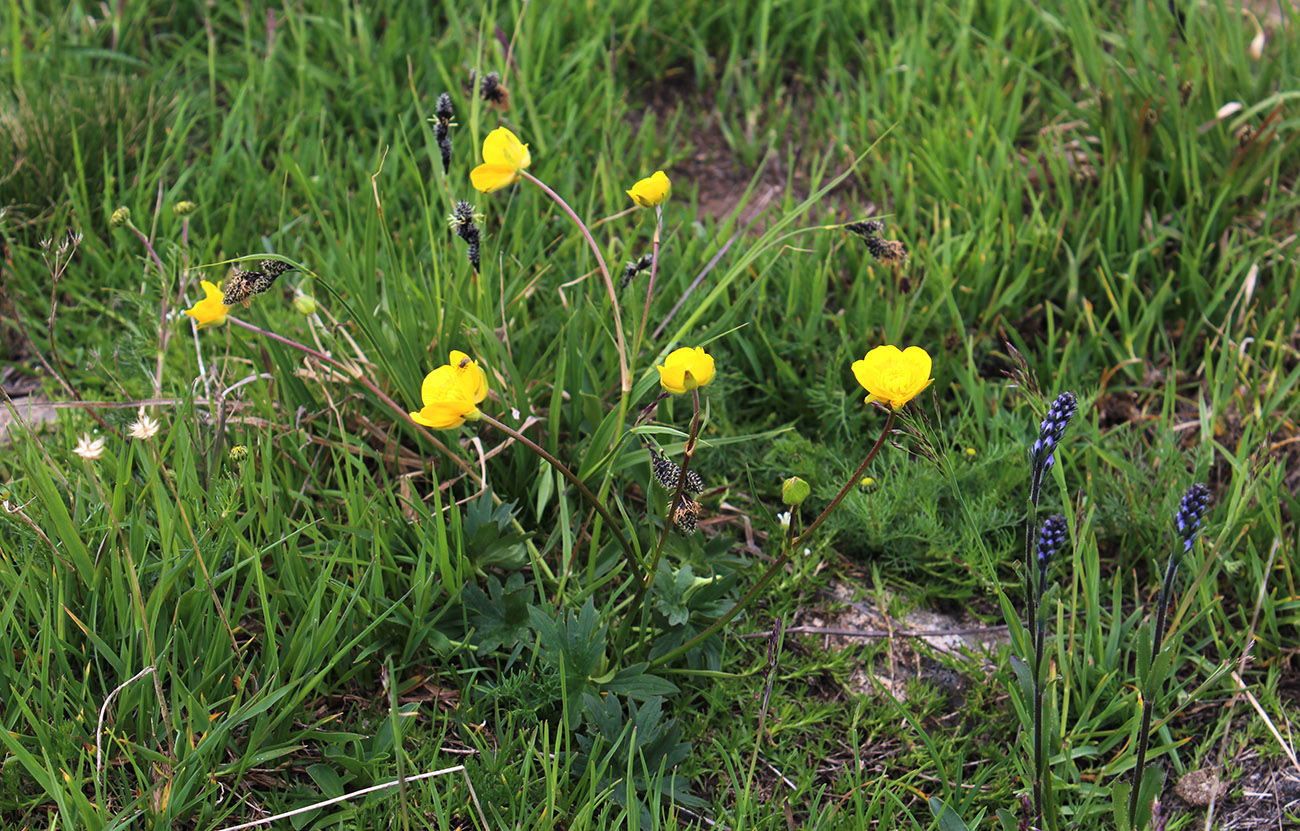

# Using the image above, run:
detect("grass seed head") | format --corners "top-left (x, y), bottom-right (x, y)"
top-left (480, 71), bottom-right (510, 110)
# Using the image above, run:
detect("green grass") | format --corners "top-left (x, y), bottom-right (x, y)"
top-left (2, 1), bottom-right (1298, 829)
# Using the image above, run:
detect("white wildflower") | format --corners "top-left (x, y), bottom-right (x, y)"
top-left (776, 511), bottom-right (790, 529)
top-left (74, 433), bottom-right (106, 461)
top-left (129, 412), bottom-right (160, 440)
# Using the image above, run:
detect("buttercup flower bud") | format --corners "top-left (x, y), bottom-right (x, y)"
top-left (110, 206), bottom-right (131, 228)
top-left (229, 445), bottom-right (249, 462)
top-left (173, 201), bottom-right (197, 217)
top-left (293, 292), bottom-right (317, 315)
top-left (781, 477), bottom-right (810, 506)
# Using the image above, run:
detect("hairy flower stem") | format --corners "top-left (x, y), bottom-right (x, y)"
top-left (521, 171), bottom-right (630, 395)
top-left (477, 413), bottom-right (641, 579)
top-left (650, 410), bottom-right (895, 669)
top-left (634, 206), bottom-right (664, 357)
top-left (622, 388), bottom-right (702, 655)
top-left (1128, 554), bottom-right (1181, 829)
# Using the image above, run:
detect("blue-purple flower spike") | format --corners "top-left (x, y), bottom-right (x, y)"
top-left (1036, 514), bottom-right (1068, 568)
top-left (1175, 483), bottom-right (1212, 553)
top-left (1032, 392), bottom-right (1079, 473)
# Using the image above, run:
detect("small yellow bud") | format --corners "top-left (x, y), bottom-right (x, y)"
top-left (229, 445), bottom-right (249, 462)
top-left (110, 206), bottom-right (131, 228)
top-left (965, 447), bottom-right (976, 457)
top-left (174, 201), bottom-right (197, 217)
top-left (859, 476), bottom-right (876, 490)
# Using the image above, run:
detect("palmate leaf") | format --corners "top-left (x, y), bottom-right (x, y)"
top-left (529, 597), bottom-right (608, 717)
top-left (576, 693), bottom-right (704, 811)
top-left (462, 488), bottom-right (529, 571)
top-left (463, 573), bottom-right (531, 656)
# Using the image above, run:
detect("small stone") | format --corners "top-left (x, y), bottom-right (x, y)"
top-left (1174, 768), bottom-right (1222, 807)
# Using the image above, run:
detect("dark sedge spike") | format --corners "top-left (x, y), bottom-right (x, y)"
top-left (221, 270), bottom-right (256, 306)
top-left (863, 235), bottom-right (908, 264)
top-left (434, 92), bottom-right (453, 122)
top-left (466, 238), bottom-right (480, 273)
top-left (619, 254), bottom-right (654, 290)
top-left (433, 92), bottom-right (454, 173)
top-left (845, 219), bottom-right (885, 239)
top-left (673, 499), bottom-right (701, 534)
top-left (259, 259), bottom-right (294, 278)
top-left (480, 71), bottom-right (510, 110)
top-left (448, 201), bottom-right (481, 273)
top-left (650, 447), bottom-right (703, 494)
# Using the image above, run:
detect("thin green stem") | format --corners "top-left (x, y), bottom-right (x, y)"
top-left (634, 206), bottom-right (663, 357)
top-left (620, 388), bottom-right (702, 653)
top-left (651, 410), bottom-right (895, 669)
top-left (1128, 555), bottom-right (1181, 829)
top-left (789, 410), bottom-right (895, 551)
top-left (521, 170), bottom-right (630, 394)
top-left (476, 413), bottom-right (640, 578)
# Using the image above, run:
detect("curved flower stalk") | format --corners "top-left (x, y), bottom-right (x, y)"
top-left (469, 126), bottom-right (630, 394)
top-left (1020, 390), bottom-right (1079, 828)
top-left (628, 171), bottom-right (671, 357)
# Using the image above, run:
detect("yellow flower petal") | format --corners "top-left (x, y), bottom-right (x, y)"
top-left (472, 128), bottom-right (530, 193)
top-left (183, 280), bottom-right (232, 329)
top-left (471, 163), bottom-right (521, 193)
top-left (656, 346), bottom-right (715, 394)
top-left (851, 345), bottom-right (933, 410)
top-left (410, 351), bottom-right (490, 430)
top-left (627, 170), bottom-right (671, 208)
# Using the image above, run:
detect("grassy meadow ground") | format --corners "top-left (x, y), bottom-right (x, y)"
top-left (1, 1), bottom-right (1299, 829)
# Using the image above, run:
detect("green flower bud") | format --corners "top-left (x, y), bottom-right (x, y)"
top-left (174, 200), bottom-right (197, 217)
top-left (781, 476), bottom-right (810, 506)
top-left (110, 206), bottom-right (130, 228)
top-left (229, 445), bottom-right (249, 462)
top-left (292, 292), bottom-right (317, 315)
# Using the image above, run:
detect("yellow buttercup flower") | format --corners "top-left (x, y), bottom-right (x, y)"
top-left (409, 350), bottom-right (489, 430)
top-left (183, 281), bottom-right (232, 329)
top-left (627, 171), bottom-right (671, 208)
top-left (470, 127), bottom-right (531, 193)
top-left (656, 346), bottom-right (715, 394)
top-left (852, 345), bottom-right (933, 410)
